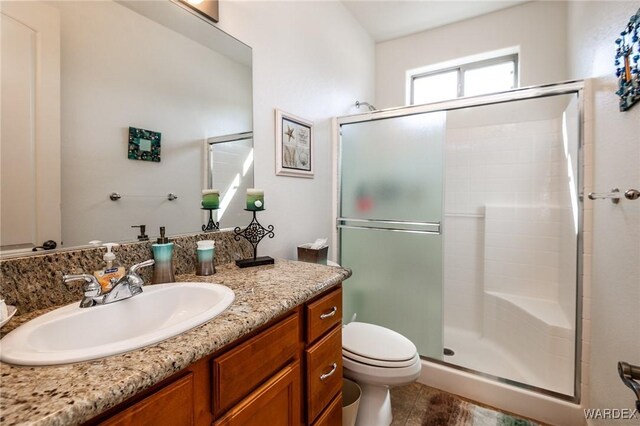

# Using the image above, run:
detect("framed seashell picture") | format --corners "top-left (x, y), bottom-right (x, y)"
top-left (275, 109), bottom-right (314, 178)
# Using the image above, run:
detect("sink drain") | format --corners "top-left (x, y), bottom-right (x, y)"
top-left (443, 348), bottom-right (455, 356)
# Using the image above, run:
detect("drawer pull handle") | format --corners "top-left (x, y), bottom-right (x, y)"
top-left (320, 306), bottom-right (337, 320)
top-left (320, 363), bottom-right (338, 381)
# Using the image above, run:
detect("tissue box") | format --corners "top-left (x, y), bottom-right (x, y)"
top-left (297, 244), bottom-right (328, 265)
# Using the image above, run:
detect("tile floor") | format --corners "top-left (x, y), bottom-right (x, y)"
top-left (389, 383), bottom-right (540, 426)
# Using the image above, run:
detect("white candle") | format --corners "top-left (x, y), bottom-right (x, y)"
top-left (246, 188), bottom-right (264, 210)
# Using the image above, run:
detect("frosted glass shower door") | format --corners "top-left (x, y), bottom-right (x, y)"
top-left (339, 112), bottom-right (445, 360)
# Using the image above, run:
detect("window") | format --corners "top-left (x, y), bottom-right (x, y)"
top-left (410, 54), bottom-right (518, 105)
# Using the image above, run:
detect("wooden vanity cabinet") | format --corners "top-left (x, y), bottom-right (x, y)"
top-left (304, 288), bottom-right (343, 424)
top-left (99, 373), bottom-right (195, 426)
top-left (214, 361), bottom-right (301, 426)
top-left (310, 394), bottom-right (342, 426)
top-left (89, 285), bottom-right (343, 426)
top-left (212, 313), bottom-right (300, 416)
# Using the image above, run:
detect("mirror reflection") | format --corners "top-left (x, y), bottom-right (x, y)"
top-left (0, 0), bottom-right (253, 256)
top-left (206, 132), bottom-right (254, 228)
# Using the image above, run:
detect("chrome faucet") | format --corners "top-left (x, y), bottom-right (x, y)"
top-left (61, 274), bottom-right (103, 308)
top-left (63, 259), bottom-right (155, 308)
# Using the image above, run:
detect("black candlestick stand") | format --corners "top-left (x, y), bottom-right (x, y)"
top-left (201, 208), bottom-right (220, 231)
top-left (234, 209), bottom-right (275, 268)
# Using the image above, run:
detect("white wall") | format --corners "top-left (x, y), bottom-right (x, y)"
top-left (375, 1), bottom-right (568, 109)
top-left (566, 1), bottom-right (640, 419)
top-left (59, 1), bottom-right (252, 246)
top-left (217, 1), bottom-right (375, 260)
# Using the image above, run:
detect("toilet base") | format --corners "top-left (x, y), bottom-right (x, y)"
top-left (355, 382), bottom-right (392, 426)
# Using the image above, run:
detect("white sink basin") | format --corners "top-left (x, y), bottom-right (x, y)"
top-left (0, 282), bottom-right (234, 366)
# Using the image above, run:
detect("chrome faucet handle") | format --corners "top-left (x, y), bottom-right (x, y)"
top-left (63, 274), bottom-right (103, 307)
top-left (129, 259), bottom-right (155, 276)
top-left (62, 274), bottom-right (101, 297)
top-left (119, 259), bottom-right (155, 293)
top-left (102, 260), bottom-right (154, 304)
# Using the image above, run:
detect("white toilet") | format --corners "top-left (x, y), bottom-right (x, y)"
top-left (342, 321), bottom-right (422, 426)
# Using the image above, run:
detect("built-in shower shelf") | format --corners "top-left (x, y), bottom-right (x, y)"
top-left (482, 290), bottom-right (575, 394)
top-left (485, 291), bottom-right (572, 330)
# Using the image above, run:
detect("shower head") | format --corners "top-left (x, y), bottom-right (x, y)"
top-left (355, 100), bottom-right (376, 111)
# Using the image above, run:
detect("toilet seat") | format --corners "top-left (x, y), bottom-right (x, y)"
top-left (342, 347), bottom-right (418, 368)
top-left (343, 322), bottom-right (418, 362)
top-left (343, 352), bottom-right (422, 387)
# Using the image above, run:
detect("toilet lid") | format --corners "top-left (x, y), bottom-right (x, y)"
top-left (342, 322), bottom-right (417, 363)
top-left (343, 348), bottom-right (419, 368)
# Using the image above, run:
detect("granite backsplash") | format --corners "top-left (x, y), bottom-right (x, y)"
top-left (0, 230), bottom-right (252, 314)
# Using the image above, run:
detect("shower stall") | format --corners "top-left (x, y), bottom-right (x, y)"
top-left (335, 81), bottom-right (584, 414)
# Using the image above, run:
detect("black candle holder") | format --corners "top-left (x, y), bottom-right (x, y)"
top-left (234, 209), bottom-right (275, 268)
top-left (201, 208), bottom-right (220, 232)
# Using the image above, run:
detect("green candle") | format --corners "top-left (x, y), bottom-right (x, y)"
top-left (202, 189), bottom-right (220, 209)
top-left (246, 189), bottom-right (264, 210)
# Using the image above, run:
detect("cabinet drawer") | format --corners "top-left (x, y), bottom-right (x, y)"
top-left (311, 394), bottom-right (342, 426)
top-left (306, 325), bottom-right (342, 423)
top-left (100, 373), bottom-right (194, 426)
top-left (214, 362), bottom-right (301, 426)
top-left (306, 287), bottom-right (342, 344)
top-left (213, 314), bottom-right (299, 416)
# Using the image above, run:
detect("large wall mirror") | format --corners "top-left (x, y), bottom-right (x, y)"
top-left (0, 0), bottom-right (253, 256)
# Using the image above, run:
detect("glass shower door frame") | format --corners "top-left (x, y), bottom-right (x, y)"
top-left (335, 80), bottom-right (585, 403)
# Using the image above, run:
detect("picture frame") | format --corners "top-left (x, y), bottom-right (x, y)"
top-left (128, 126), bottom-right (161, 162)
top-left (275, 109), bottom-right (313, 178)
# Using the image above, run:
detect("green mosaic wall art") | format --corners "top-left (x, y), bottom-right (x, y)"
top-left (128, 127), bottom-right (161, 162)
top-left (615, 8), bottom-right (640, 111)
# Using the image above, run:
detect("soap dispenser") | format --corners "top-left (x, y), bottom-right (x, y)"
top-left (91, 241), bottom-right (125, 292)
top-left (152, 227), bottom-right (175, 284)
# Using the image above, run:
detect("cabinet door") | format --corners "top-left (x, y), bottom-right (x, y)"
top-left (214, 362), bottom-right (301, 426)
top-left (306, 326), bottom-right (342, 423)
top-left (311, 394), bottom-right (342, 426)
top-left (100, 373), bottom-right (194, 426)
top-left (213, 314), bottom-right (299, 416)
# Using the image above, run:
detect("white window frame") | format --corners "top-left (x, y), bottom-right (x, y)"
top-left (409, 53), bottom-right (519, 105)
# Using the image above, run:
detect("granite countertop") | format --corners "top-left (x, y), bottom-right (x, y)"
top-left (0, 259), bottom-right (351, 426)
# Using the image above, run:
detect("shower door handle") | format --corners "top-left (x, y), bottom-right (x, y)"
top-left (588, 188), bottom-right (640, 203)
top-left (337, 217), bottom-right (441, 235)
